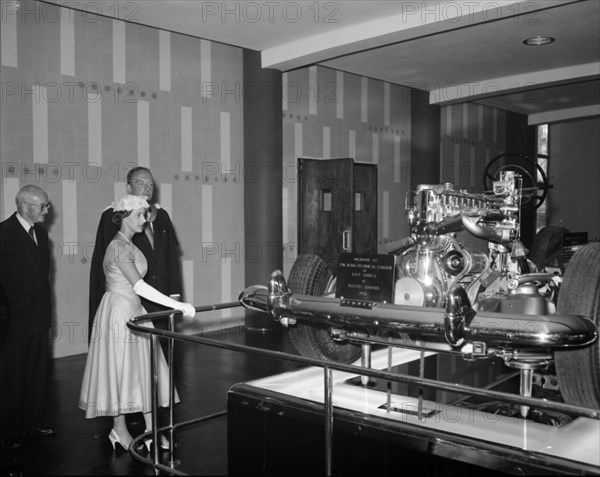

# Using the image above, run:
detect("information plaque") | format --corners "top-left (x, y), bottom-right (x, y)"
top-left (335, 253), bottom-right (395, 303)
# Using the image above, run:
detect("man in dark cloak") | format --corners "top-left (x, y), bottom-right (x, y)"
top-left (88, 167), bottom-right (183, 342)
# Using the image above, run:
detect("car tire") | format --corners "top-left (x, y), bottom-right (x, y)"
top-left (286, 254), bottom-right (361, 363)
top-left (554, 242), bottom-right (600, 408)
top-left (528, 226), bottom-right (569, 272)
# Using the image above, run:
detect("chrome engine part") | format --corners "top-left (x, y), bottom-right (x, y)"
top-left (393, 172), bottom-right (545, 318)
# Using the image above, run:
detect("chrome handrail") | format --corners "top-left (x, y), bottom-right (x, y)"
top-left (127, 301), bottom-right (600, 476)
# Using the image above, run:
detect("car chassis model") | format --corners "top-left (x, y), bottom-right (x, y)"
top-left (239, 157), bottom-right (600, 415)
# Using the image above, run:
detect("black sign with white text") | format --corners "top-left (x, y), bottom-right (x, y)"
top-left (336, 253), bottom-right (395, 303)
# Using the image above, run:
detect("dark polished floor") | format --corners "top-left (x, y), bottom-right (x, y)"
top-left (0, 323), bottom-right (302, 476)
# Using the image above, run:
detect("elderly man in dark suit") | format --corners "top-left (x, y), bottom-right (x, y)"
top-left (88, 166), bottom-right (183, 342)
top-left (0, 185), bottom-right (55, 449)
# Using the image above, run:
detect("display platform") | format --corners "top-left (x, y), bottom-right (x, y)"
top-left (227, 348), bottom-right (600, 476)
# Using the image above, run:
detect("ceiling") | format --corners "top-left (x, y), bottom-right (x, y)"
top-left (49, 0), bottom-right (600, 124)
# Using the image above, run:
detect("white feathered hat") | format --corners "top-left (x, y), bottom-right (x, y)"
top-left (111, 194), bottom-right (149, 212)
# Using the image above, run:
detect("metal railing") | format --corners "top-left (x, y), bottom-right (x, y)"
top-left (127, 301), bottom-right (600, 476)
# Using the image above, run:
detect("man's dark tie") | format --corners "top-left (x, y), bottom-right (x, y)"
top-left (145, 223), bottom-right (154, 249)
top-left (28, 226), bottom-right (36, 245)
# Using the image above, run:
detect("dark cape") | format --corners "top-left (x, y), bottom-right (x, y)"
top-left (88, 206), bottom-right (182, 342)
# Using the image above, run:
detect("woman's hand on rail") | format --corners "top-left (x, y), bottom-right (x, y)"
top-left (177, 303), bottom-right (196, 318)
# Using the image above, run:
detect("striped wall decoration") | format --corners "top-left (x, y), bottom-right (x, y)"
top-left (181, 106), bottom-right (192, 171)
top-left (137, 100), bottom-right (150, 167)
top-left (394, 136), bottom-right (401, 183)
top-left (478, 105), bottom-right (484, 141)
top-left (372, 133), bottom-right (379, 163)
top-left (160, 183), bottom-right (173, 221)
top-left (221, 258), bottom-right (232, 318)
top-left (159, 30), bottom-right (171, 91)
top-left (282, 72), bottom-right (289, 111)
top-left (323, 126), bottom-right (331, 158)
top-left (349, 130), bottom-right (356, 159)
top-left (200, 39), bottom-right (211, 93)
top-left (1, 5), bottom-right (17, 67)
top-left (294, 122), bottom-right (303, 157)
top-left (309, 66), bottom-right (317, 115)
top-left (336, 71), bottom-right (344, 119)
top-left (2, 178), bottom-right (19, 220)
top-left (382, 190), bottom-right (390, 239)
top-left (220, 112), bottom-right (231, 168)
top-left (88, 93), bottom-right (102, 166)
top-left (113, 181), bottom-right (127, 201)
top-left (384, 82), bottom-right (391, 127)
top-left (202, 184), bottom-right (213, 244)
top-left (60, 10), bottom-right (74, 76)
top-left (62, 180), bottom-right (77, 255)
top-left (113, 20), bottom-right (126, 84)
top-left (33, 85), bottom-right (48, 164)
top-left (361, 77), bottom-right (368, 123)
top-left (454, 143), bottom-right (461, 185)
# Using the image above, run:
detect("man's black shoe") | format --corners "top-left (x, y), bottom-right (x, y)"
top-left (28, 425), bottom-right (56, 436)
top-left (1, 437), bottom-right (23, 449)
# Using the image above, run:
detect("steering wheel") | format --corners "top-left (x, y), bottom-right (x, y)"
top-left (483, 152), bottom-right (551, 209)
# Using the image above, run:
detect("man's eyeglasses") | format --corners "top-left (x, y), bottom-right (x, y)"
top-left (129, 181), bottom-right (154, 188)
top-left (25, 201), bottom-right (51, 212)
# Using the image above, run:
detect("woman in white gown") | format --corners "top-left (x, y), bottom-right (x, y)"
top-left (79, 194), bottom-right (195, 451)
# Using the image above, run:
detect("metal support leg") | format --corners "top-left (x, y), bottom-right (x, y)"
top-left (520, 368), bottom-right (533, 419)
top-left (417, 351), bottom-right (426, 421)
top-left (324, 366), bottom-right (333, 477)
top-left (360, 343), bottom-right (371, 386)
top-left (150, 334), bottom-right (159, 472)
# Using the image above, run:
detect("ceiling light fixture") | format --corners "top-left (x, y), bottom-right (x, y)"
top-left (522, 36), bottom-right (556, 46)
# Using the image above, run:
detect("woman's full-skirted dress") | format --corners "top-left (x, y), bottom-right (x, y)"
top-left (79, 239), bottom-right (178, 418)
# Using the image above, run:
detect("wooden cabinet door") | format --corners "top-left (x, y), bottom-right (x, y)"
top-left (298, 158), bottom-right (353, 272)
top-left (298, 158), bottom-right (378, 272)
top-left (352, 162), bottom-right (378, 254)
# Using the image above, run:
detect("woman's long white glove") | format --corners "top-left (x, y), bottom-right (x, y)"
top-left (133, 280), bottom-right (195, 318)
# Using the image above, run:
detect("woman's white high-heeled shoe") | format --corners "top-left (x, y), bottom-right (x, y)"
top-left (143, 432), bottom-right (170, 451)
top-left (108, 429), bottom-right (131, 451)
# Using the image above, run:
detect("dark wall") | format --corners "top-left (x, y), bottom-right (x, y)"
top-left (410, 88), bottom-right (441, 188)
top-left (548, 117), bottom-right (600, 241)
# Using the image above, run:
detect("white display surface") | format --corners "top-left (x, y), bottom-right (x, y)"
top-left (244, 348), bottom-right (600, 468)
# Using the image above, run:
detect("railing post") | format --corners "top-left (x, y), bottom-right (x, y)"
top-left (324, 366), bottom-right (333, 476)
top-left (150, 333), bottom-right (159, 471)
top-left (167, 312), bottom-right (176, 467)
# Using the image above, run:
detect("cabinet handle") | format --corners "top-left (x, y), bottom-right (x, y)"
top-left (342, 228), bottom-right (352, 252)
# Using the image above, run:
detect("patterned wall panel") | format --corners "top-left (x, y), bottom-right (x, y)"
top-left (0, 2), bottom-right (244, 357)
top-left (440, 103), bottom-right (506, 192)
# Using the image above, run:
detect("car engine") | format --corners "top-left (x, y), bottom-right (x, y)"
top-left (391, 172), bottom-right (558, 342)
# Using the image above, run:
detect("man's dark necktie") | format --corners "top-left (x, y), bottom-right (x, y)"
top-left (145, 223), bottom-right (154, 249)
top-left (28, 226), bottom-right (37, 245)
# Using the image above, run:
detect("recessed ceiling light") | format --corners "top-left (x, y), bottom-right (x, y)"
top-left (522, 36), bottom-right (556, 46)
